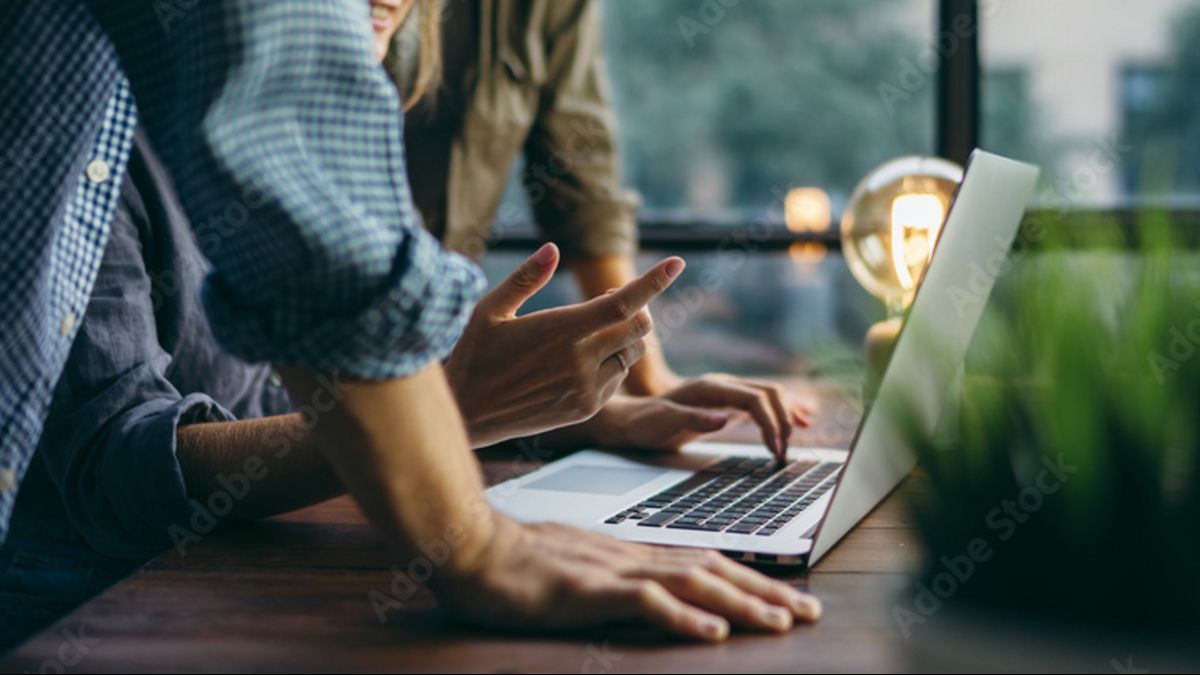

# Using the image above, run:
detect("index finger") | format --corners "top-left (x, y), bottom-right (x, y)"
top-left (577, 257), bottom-right (685, 331)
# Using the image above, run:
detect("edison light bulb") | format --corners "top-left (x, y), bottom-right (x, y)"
top-left (841, 156), bottom-right (963, 315)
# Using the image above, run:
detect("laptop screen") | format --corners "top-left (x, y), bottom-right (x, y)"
top-left (807, 150), bottom-right (1040, 564)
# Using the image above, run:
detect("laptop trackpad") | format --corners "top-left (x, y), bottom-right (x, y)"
top-left (523, 465), bottom-right (668, 496)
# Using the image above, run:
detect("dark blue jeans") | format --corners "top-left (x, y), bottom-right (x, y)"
top-left (0, 521), bottom-right (133, 651)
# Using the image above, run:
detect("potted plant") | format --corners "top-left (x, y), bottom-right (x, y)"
top-left (892, 222), bottom-right (1200, 671)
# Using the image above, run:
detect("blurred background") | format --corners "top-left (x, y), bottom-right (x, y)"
top-left (479, 0), bottom-right (1200, 381)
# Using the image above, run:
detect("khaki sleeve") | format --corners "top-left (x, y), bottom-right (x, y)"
top-left (523, 0), bottom-right (638, 262)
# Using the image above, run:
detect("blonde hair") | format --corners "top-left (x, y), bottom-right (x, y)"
top-left (387, 0), bottom-right (442, 111)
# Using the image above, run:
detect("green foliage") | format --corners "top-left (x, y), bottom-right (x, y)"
top-left (903, 222), bottom-right (1200, 627)
top-left (602, 0), bottom-right (934, 208)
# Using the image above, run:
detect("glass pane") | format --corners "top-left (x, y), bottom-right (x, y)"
top-left (602, 0), bottom-right (937, 215)
top-left (982, 0), bottom-right (1200, 206)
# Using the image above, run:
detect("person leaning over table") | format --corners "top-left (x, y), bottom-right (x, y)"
top-left (376, 0), bottom-right (810, 434)
top-left (0, 0), bottom-right (818, 648)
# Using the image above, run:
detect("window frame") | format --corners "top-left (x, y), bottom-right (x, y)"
top-left (485, 0), bottom-right (1200, 253)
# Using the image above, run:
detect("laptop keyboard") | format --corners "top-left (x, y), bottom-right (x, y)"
top-left (603, 457), bottom-right (842, 536)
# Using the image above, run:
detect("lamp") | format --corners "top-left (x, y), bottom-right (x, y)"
top-left (840, 156), bottom-right (963, 396)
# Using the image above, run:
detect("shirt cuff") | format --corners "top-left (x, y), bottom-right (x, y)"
top-left (202, 231), bottom-right (486, 379)
top-left (90, 394), bottom-right (236, 560)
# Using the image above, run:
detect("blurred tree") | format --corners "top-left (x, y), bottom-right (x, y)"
top-left (602, 0), bottom-right (936, 211)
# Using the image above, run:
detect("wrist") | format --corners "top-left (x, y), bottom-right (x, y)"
top-left (581, 396), bottom-right (635, 448)
top-left (431, 509), bottom-right (517, 587)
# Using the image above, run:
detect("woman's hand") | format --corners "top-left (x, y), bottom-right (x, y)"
top-left (444, 244), bottom-right (684, 447)
top-left (434, 516), bottom-right (821, 642)
top-left (576, 376), bottom-right (813, 458)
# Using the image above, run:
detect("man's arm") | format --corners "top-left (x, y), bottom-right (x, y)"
top-left (276, 365), bottom-right (496, 574)
top-left (279, 364), bottom-right (821, 640)
top-left (82, 0), bottom-right (818, 639)
top-left (175, 415), bottom-right (342, 520)
top-left (84, 0), bottom-right (484, 380)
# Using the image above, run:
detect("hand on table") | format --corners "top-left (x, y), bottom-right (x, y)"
top-left (435, 516), bottom-right (821, 642)
top-left (444, 244), bottom-right (683, 447)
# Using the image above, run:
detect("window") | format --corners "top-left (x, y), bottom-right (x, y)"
top-left (981, 0), bottom-right (1200, 206)
top-left (489, 1), bottom-right (942, 378)
top-left (603, 0), bottom-right (938, 215)
top-left (485, 0), bottom-right (1200, 379)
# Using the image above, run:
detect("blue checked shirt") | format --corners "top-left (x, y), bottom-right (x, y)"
top-left (0, 0), bottom-right (486, 542)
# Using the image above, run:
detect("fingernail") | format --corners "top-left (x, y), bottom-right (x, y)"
top-left (793, 594), bottom-right (822, 621)
top-left (664, 258), bottom-right (685, 279)
top-left (532, 243), bottom-right (557, 266)
top-left (761, 605), bottom-right (793, 631)
top-left (700, 618), bottom-right (728, 641)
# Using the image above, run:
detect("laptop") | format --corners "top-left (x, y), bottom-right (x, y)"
top-left (486, 150), bottom-right (1039, 566)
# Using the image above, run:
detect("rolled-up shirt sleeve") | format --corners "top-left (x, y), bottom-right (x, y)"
top-left (84, 0), bottom-right (484, 378)
top-left (36, 196), bottom-right (235, 560)
top-left (525, 0), bottom-right (639, 262)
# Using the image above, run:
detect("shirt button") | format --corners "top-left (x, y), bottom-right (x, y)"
top-left (0, 469), bottom-right (15, 493)
top-left (60, 311), bottom-right (76, 337)
top-left (269, 371), bottom-right (284, 388)
top-left (85, 158), bottom-right (112, 184)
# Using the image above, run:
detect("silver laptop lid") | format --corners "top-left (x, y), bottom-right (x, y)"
top-left (807, 150), bottom-right (1039, 564)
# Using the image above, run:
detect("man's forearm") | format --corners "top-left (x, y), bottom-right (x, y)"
top-left (176, 413), bottom-right (344, 520)
top-left (276, 364), bottom-right (497, 575)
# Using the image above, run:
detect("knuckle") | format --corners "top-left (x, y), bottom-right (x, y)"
top-left (633, 580), bottom-right (662, 608)
top-left (630, 310), bottom-right (653, 336)
top-left (679, 566), bottom-right (708, 590)
top-left (609, 296), bottom-right (634, 321)
top-left (699, 550), bottom-right (725, 569)
top-left (629, 339), bottom-right (647, 359)
top-left (650, 271), bottom-right (669, 293)
top-left (558, 574), bottom-right (593, 597)
top-left (509, 265), bottom-right (538, 288)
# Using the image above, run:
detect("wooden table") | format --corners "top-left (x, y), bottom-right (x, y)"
top-left (2, 380), bottom-right (924, 673)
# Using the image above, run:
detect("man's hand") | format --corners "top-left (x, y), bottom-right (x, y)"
top-left (281, 365), bottom-right (821, 643)
top-left (566, 375), bottom-right (813, 458)
top-left (445, 244), bottom-right (684, 447)
top-left (435, 517), bottom-right (821, 642)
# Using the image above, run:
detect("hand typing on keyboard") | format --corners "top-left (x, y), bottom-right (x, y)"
top-left (550, 375), bottom-right (813, 459)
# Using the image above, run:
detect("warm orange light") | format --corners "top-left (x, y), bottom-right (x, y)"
top-left (784, 187), bottom-right (831, 233)
top-left (889, 193), bottom-right (945, 290)
top-left (788, 241), bottom-right (827, 263)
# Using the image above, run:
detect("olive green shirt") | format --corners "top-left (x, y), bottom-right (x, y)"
top-left (388, 0), bottom-right (638, 262)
